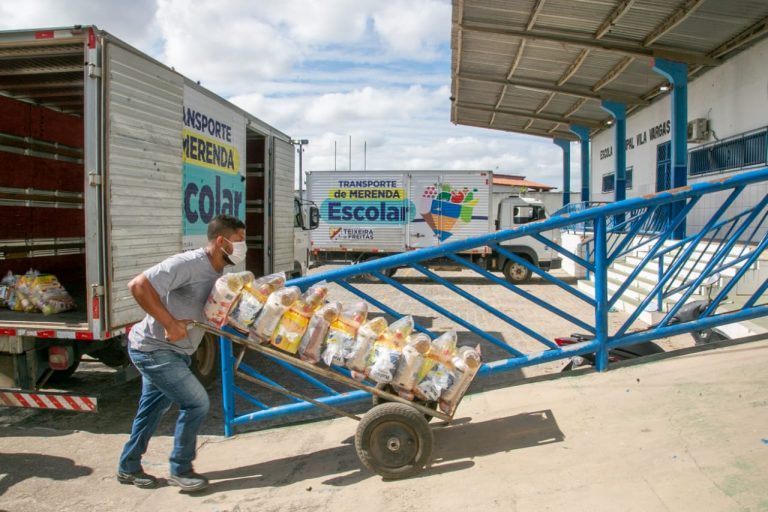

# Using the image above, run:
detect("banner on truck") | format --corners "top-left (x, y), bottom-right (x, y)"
top-left (182, 86), bottom-right (246, 250)
top-left (320, 178), bottom-right (415, 226)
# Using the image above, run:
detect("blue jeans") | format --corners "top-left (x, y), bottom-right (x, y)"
top-left (118, 348), bottom-right (210, 476)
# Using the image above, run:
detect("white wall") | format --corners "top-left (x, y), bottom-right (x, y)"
top-left (590, 36), bottom-right (768, 240)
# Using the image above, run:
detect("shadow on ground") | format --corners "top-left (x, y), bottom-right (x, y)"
top-left (193, 409), bottom-right (563, 494)
top-left (0, 452), bottom-right (92, 496)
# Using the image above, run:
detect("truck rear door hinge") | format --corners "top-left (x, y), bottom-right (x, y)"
top-left (91, 285), bottom-right (105, 296)
top-left (88, 64), bottom-right (102, 78)
top-left (88, 173), bottom-right (102, 186)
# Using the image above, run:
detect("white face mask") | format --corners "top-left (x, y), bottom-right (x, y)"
top-left (224, 238), bottom-right (247, 266)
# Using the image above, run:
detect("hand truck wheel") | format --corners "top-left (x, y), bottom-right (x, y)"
top-left (355, 402), bottom-right (433, 480)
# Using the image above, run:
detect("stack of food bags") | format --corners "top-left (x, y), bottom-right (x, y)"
top-left (203, 273), bottom-right (482, 414)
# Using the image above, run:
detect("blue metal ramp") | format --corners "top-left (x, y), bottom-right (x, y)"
top-left (219, 167), bottom-right (768, 434)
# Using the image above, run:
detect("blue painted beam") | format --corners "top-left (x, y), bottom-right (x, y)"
top-left (653, 58), bottom-right (688, 240)
top-left (569, 124), bottom-right (591, 203)
top-left (600, 101), bottom-right (627, 226)
top-left (554, 138), bottom-right (571, 206)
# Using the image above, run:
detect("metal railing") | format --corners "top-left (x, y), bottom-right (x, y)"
top-left (218, 167), bottom-right (768, 433)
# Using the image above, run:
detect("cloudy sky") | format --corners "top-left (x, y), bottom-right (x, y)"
top-left (0, 0), bottom-right (580, 189)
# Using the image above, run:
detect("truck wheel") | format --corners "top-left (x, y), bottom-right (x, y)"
top-left (359, 263), bottom-right (397, 283)
top-left (91, 336), bottom-right (130, 368)
top-left (191, 333), bottom-right (220, 388)
top-left (504, 259), bottom-right (532, 284)
top-left (355, 402), bottom-right (433, 479)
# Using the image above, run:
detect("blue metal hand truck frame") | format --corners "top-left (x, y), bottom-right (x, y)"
top-left (195, 321), bottom-right (455, 479)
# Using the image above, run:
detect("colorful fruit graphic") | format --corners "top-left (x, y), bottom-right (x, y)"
top-left (420, 183), bottom-right (478, 241)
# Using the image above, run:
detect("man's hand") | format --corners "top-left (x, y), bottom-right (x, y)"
top-left (128, 274), bottom-right (192, 343)
top-left (164, 319), bottom-right (192, 342)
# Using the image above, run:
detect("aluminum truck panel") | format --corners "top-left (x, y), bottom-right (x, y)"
top-left (271, 137), bottom-right (296, 273)
top-left (105, 42), bottom-right (185, 329)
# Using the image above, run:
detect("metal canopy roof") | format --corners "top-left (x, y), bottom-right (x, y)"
top-left (451, 0), bottom-right (768, 141)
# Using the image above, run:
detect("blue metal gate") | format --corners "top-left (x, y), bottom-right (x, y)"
top-left (218, 167), bottom-right (768, 435)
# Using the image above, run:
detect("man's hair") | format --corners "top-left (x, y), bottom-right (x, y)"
top-left (207, 214), bottom-right (246, 240)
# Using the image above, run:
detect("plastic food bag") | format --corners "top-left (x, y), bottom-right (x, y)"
top-left (415, 363), bottom-right (454, 402)
top-left (345, 316), bottom-right (388, 374)
top-left (298, 302), bottom-right (342, 363)
top-left (413, 330), bottom-right (458, 401)
top-left (28, 274), bottom-right (76, 315)
top-left (439, 345), bottom-right (482, 415)
top-left (415, 330), bottom-right (457, 380)
top-left (366, 316), bottom-right (414, 384)
top-left (13, 270), bottom-right (40, 313)
top-left (391, 333), bottom-right (431, 398)
top-left (250, 286), bottom-right (300, 342)
top-left (227, 272), bottom-right (285, 333)
top-left (204, 271), bottom-right (255, 327)
top-left (271, 283), bottom-right (329, 354)
top-left (0, 271), bottom-right (17, 308)
top-left (321, 302), bottom-right (368, 367)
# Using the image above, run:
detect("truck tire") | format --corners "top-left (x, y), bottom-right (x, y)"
top-left (503, 259), bottom-right (532, 284)
top-left (91, 336), bottom-right (130, 368)
top-left (191, 333), bottom-right (220, 388)
top-left (359, 258), bottom-right (398, 283)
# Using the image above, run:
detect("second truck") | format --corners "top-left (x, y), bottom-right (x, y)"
top-left (307, 170), bottom-right (561, 283)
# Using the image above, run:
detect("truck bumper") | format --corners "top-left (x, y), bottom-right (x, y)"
top-left (0, 387), bottom-right (98, 412)
top-left (540, 257), bottom-right (563, 271)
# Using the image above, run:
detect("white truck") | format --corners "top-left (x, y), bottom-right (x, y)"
top-left (307, 170), bottom-right (561, 283)
top-left (0, 26), bottom-right (317, 405)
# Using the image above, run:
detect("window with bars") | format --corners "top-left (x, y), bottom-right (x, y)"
top-left (601, 168), bottom-right (633, 193)
top-left (689, 127), bottom-right (768, 176)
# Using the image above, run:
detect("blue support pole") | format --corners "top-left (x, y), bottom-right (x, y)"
top-left (600, 101), bottom-right (627, 226)
top-left (554, 138), bottom-right (571, 207)
top-left (653, 58), bottom-right (689, 240)
top-left (219, 335), bottom-right (236, 437)
top-left (594, 216), bottom-right (609, 371)
top-left (569, 124), bottom-right (591, 203)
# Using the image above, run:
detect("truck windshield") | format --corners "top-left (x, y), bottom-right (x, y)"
top-left (513, 205), bottom-right (546, 224)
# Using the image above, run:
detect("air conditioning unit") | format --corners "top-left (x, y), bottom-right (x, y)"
top-left (687, 118), bottom-right (710, 143)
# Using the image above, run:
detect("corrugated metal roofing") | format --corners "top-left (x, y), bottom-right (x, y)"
top-left (451, 0), bottom-right (768, 141)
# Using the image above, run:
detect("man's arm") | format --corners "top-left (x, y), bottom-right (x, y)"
top-left (128, 273), bottom-right (189, 342)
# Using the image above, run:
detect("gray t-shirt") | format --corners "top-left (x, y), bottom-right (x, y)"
top-left (128, 248), bottom-right (222, 355)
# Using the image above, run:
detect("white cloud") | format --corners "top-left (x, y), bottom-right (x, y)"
top-left (0, 0), bottom-right (162, 53)
top-left (372, 0), bottom-right (450, 59)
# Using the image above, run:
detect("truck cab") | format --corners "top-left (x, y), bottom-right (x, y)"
top-left (495, 196), bottom-right (562, 283)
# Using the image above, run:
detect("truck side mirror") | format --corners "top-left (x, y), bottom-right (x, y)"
top-left (307, 206), bottom-right (320, 230)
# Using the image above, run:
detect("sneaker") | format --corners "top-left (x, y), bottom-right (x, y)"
top-left (168, 471), bottom-right (209, 492)
top-left (116, 470), bottom-right (158, 489)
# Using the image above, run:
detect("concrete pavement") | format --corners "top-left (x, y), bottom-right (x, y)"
top-left (1, 338), bottom-right (767, 511)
